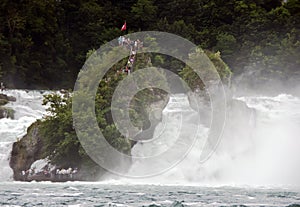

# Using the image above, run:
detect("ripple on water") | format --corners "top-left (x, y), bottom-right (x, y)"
top-left (1, 183), bottom-right (300, 206)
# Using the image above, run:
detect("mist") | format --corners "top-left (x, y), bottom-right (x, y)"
top-left (105, 70), bottom-right (300, 187)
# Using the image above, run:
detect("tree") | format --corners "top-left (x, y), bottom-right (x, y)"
top-left (131, 0), bottom-right (157, 30)
top-left (214, 33), bottom-right (238, 61)
top-left (180, 49), bottom-right (232, 91)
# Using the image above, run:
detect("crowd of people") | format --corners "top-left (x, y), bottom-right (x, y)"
top-left (117, 36), bottom-right (143, 75)
top-left (55, 167), bottom-right (78, 179)
top-left (21, 166), bottom-right (79, 181)
top-left (118, 36), bottom-right (143, 50)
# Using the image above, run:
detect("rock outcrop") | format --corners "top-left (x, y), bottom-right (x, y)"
top-left (0, 93), bottom-right (17, 102)
top-left (9, 93), bottom-right (169, 182)
top-left (0, 93), bottom-right (16, 119)
top-left (0, 107), bottom-right (14, 119)
top-left (9, 119), bottom-right (107, 181)
top-left (133, 94), bottom-right (169, 141)
top-left (9, 121), bottom-right (44, 181)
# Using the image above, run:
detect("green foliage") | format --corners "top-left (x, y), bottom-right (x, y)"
top-left (40, 93), bottom-right (79, 166)
top-left (40, 45), bottom-right (155, 168)
top-left (131, 0), bottom-right (157, 30)
top-left (39, 41), bottom-right (174, 170)
top-left (206, 51), bottom-right (232, 82)
top-left (214, 33), bottom-right (238, 60)
top-left (179, 49), bottom-right (232, 90)
top-left (156, 19), bottom-right (197, 42)
top-left (0, 0), bottom-right (298, 88)
top-left (40, 87), bottom-right (131, 168)
top-left (247, 28), bottom-right (300, 83)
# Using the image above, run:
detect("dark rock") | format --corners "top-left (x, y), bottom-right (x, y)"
top-left (170, 201), bottom-right (185, 207)
top-left (0, 93), bottom-right (17, 102)
top-left (0, 99), bottom-right (8, 106)
top-left (9, 120), bottom-right (103, 182)
top-left (0, 94), bottom-right (8, 100)
top-left (134, 96), bottom-right (169, 141)
top-left (9, 121), bottom-right (44, 181)
top-left (0, 93), bottom-right (16, 103)
top-left (0, 93), bottom-right (16, 119)
top-left (0, 107), bottom-right (14, 119)
top-left (7, 96), bottom-right (16, 102)
top-left (9, 92), bottom-right (169, 182)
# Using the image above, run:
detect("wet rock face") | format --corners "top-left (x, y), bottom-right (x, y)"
top-left (0, 93), bottom-right (16, 119)
top-left (9, 92), bottom-right (169, 182)
top-left (0, 94), bottom-right (16, 102)
top-left (132, 95), bottom-right (169, 142)
top-left (9, 122), bottom-right (44, 181)
top-left (9, 121), bottom-right (104, 182)
top-left (0, 107), bottom-right (14, 119)
top-left (0, 99), bottom-right (8, 105)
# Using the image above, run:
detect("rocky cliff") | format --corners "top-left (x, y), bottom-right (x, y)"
top-left (9, 120), bottom-right (101, 182)
top-left (9, 121), bottom-right (45, 181)
top-left (9, 93), bottom-right (169, 181)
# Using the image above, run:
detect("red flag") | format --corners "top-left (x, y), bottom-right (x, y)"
top-left (121, 21), bottom-right (126, 31)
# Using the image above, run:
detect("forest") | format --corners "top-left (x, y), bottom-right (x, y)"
top-left (0, 0), bottom-right (299, 89)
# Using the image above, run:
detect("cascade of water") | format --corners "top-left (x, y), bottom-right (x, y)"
top-left (227, 94), bottom-right (300, 185)
top-left (117, 93), bottom-right (300, 186)
top-left (0, 90), bottom-right (48, 181)
top-left (1, 90), bottom-right (299, 185)
top-left (119, 94), bottom-right (208, 181)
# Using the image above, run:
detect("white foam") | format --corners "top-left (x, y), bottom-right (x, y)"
top-left (114, 93), bottom-right (300, 186)
top-left (0, 89), bottom-right (50, 181)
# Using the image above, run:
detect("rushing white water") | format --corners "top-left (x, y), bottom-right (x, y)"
top-left (126, 94), bottom-right (206, 178)
top-left (108, 93), bottom-right (300, 186)
top-left (228, 94), bottom-right (300, 185)
top-left (1, 90), bottom-right (299, 186)
top-left (0, 90), bottom-right (48, 181)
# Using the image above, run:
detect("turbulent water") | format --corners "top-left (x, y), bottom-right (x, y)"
top-left (0, 90), bottom-right (49, 181)
top-left (110, 93), bottom-right (300, 187)
top-left (125, 94), bottom-right (206, 178)
top-left (0, 90), bottom-right (300, 206)
top-left (1, 182), bottom-right (300, 206)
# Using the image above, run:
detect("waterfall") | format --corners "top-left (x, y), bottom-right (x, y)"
top-left (0, 90), bottom-right (48, 181)
top-left (112, 93), bottom-right (300, 186)
top-left (126, 94), bottom-right (207, 178)
top-left (1, 90), bottom-right (299, 186)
